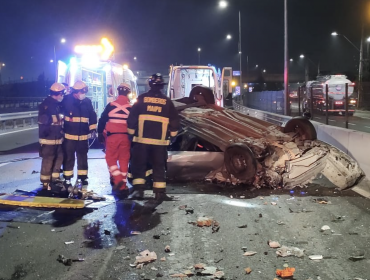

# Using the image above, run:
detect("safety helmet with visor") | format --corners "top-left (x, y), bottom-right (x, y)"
top-left (148, 73), bottom-right (167, 89)
top-left (72, 81), bottom-right (88, 100)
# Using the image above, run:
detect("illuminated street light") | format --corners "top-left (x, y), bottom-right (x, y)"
top-left (61, 38), bottom-right (66, 43)
top-left (263, 69), bottom-right (266, 73)
top-left (290, 58), bottom-right (293, 62)
top-left (231, 81), bottom-right (236, 87)
top-left (0, 62), bottom-right (5, 85)
top-left (134, 57), bottom-right (137, 60)
top-left (331, 32), bottom-right (338, 36)
top-left (219, 0), bottom-right (228, 8)
top-left (299, 54), bottom-right (305, 58)
top-left (50, 59), bottom-right (54, 63)
top-left (1, 63), bottom-right (4, 66)
top-left (226, 34), bottom-right (232, 40)
top-left (198, 48), bottom-right (201, 65)
top-left (255, 65), bottom-right (258, 68)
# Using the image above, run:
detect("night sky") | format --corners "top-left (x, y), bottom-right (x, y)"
top-left (0, 0), bottom-right (368, 82)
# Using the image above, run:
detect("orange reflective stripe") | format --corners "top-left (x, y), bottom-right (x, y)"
top-left (139, 114), bottom-right (169, 123)
top-left (63, 170), bottom-right (73, 176)
top-left (52, 115), bottom-right (58, 123)
top-left (39, 138), bottom-right (63, 145)
top-left (127, 128), bottom-right (135, 135)
top-left (51, 173), bottom-right (60, 179)
top-left (108, 119), bottom-right (127, 124)
top-left (65, 117), bottom-right (89, 123)
top-left (89, 124), bottom-right (97, 130)
top-left (153, 182), bottom-right (166, 189)
top-left (78, 170), bottom-right (88, 175)
top-left (133, 137), bottom-right (169, 146)
top-left (65, 134), bottom-right (90, 141)
top-left (170, 131), bottom-right (178, 137)
top-left (40, 174), bottom-right (50, 180)
top-left (133, 178), bottom-right (145, 185)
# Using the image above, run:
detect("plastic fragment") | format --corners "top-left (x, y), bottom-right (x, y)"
top-left (276, 267), bottom-right (295, 278)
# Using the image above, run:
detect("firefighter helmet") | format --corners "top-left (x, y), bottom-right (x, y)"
top-left (148, 73), bottom-right (167, 88)
top-left (117, 82), bottom-right (131, 95)
top-left (71, 81), bottom-right (88, 93)
top-left (50, 83), bottom-right (66, 95)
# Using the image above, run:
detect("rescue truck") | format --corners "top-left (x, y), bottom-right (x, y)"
top-left (56, 38), bottom-right (138, 117)
top-left (167, 65), bottom-right (233, 107)
top-left (303, 75), bottom-right (356, 115)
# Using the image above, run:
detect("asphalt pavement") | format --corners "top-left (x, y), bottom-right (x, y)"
top-left (0, 148), bottom-right (369, 280)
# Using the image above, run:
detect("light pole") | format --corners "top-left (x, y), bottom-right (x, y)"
top-left (0, 63), bottom-right (5, 85)
top-left (197, 48), bottom-right (201, 65)
top-left (331, 31), bottom-right (363, 107)
top-left (219, 1), bottom-right (243, 99)
top-left (284, 0), bottom-right (289, 115)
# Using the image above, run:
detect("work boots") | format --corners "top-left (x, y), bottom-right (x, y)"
top-left (127, 190), bottom-right (144, 200)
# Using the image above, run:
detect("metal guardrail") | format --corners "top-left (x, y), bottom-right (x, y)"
top-left (232, 100), bottom-right (292, 127)
top-left (0, 111), bottom-right (38, 131)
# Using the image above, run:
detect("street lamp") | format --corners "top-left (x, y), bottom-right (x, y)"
top-left (197, 48), bottom-right (201, 65)
top-left (134, 57), bottom-right (137, 60)
top-left (0, 63), bottom-right (5, 85)
top-left (226, 34), bottom-right (232, 40)
top-left (61, 38), bottom-right (66, 43)
top-left (50, 59), bottom-right (54, 63)
top-left (263, 69), bottom-right (266, 73)
top-left (219, 0), bottom-right (228, 8)
top-left (255, 65), bottom-right (258, 68)
top-left (331, 31), bottom-right (363, 107)
top-left (290, 58), bottom-right (293, 62)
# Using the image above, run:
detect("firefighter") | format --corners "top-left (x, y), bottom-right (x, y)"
top-left (98, 82), bottom-right (132, 195)
top-left (127, 73), bottom-right (180, 200)
top-left (61, 81), bottom-right (97, 191)
top-left (38, 83), bottom-right (65, 192)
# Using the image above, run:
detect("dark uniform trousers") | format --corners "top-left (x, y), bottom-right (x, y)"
top-left (131, 143), bottom-right (167, 193)
top-left (40, 144), bottom-right (63, 183)
top-left (62, 139), bottom-right (89, 181)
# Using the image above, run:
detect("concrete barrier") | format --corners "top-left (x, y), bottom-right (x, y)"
top-left (312, 121), bottom-right (370, 177)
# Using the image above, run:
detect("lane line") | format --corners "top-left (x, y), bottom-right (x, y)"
top-left (0, 127), bottom-right (38, 136)
top-left (329, 119), bottom-right (336, 122)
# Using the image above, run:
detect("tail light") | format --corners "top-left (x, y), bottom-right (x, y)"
top-left (335, 101), bottom-right (343, 105)
top-left (350, 100), bottom-right (357, 104)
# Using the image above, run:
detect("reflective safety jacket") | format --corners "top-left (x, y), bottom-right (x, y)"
top-left (127, 89), bottom-right (180, 145)
top-left (38, 96), bottom-right (64, 145)
top-left (98, 95), bottom-right (131, 135)
top-left (61, 94), bottom-right (97, 141)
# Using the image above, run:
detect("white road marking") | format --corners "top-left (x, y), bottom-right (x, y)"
top-left (347, 123), bottom-right (356, 126)
top-left (364, 126), bottom-right (370, 129)
top-left (329, 119), bottom-right (336, 122)
top-left (0, 163), bottom-right (10, 168)
top-left (314, 117), bottom-right (321, 120)
top-left (0, 127), bottom-right (37, 136)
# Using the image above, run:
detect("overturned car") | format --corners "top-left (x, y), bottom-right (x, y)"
top-left (167, 86), bottom-right (364, 190)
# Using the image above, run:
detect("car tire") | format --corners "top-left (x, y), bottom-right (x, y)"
top-left (189, 86), bottom-right (215, 104)
top-left (224, 143), bottom-right (257, 181)
top-left (283, 117), bottom-right (317, 140)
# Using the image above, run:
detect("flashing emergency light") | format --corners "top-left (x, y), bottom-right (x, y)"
top-left (123, 64), bottom-right (129, 70)
top-left (74, 38), bottom-right (114, 61)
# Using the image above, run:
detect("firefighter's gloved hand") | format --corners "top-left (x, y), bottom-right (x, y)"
top-left (98, 133), bottom-right (105, 144)
top-left (90, 130), bottom-right (97, 139)
top-left (170, 136), bottom-right (177, 145)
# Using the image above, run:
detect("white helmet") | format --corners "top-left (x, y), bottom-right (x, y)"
top-left (72, 81), bottom-right (88, 93)
top-left (117, 82), bottom-right (131, 95)
top-left (50, 83), bottom-right (66, 95)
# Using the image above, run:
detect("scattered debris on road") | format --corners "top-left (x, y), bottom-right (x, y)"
top-left (130, 231), bottom-right (141, 235)
top-left (276, 246), bottom-right (305, 258)
top-left (57, 255), bottom-right (84, 266)
top-left (276, 267), bottom-right (295, 278)
top-left (237, 224), bottom-right (248, 228)
top-left (349, 250), bottom-right (365, 261)
top-left (309, 255), bottom-right (323, 260)
top-left (320, 225), bottom-right (331, 232)
top-left (64, 241), bottom-right (74, 245)
top-left (245, 267), bottom-right (252, 274)
top-left (185, 207), bottom-right (194, 214)
top-left (165, 245), bottom-right (171, 252)
top-left (134, 250), bottom-right (157, 266)
top-left (243, 251), bottom-right (257, 256)
top-left (268, 240), bottom-right (281, 248)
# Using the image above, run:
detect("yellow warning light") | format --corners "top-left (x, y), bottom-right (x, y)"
top-left (231, 81), bottom-right (236, 87)
top-left (74, 38), bottom-right (114, 61)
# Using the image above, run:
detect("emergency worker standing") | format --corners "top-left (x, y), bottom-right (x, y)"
top-left (61, 81), bottom-right (97, 190)
top-left (127, 73), bottom-right (180, 200)
top-left (98, 82), bottom-right (132, 195)
top-left (38, 83), bottom-right (65, 191)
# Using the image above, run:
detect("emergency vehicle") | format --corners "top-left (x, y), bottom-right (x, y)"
top-left (167, 65), bottom-right (233, 107)
top-left (56, 38), bottom-right (138, 117)
top-left (303, 75), bottom-right (356, 115)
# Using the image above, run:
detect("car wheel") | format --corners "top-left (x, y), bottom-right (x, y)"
top-left (283, 117), bottom-right (317, 140)
top-left (224, 143), bottom-right (257, 181)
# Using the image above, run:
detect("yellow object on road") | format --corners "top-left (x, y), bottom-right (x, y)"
top-left (0, 194), bottom-right (85, 209)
